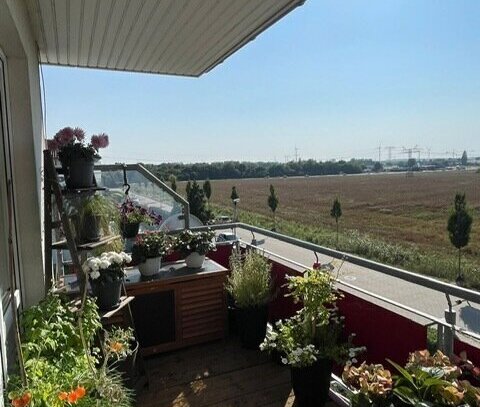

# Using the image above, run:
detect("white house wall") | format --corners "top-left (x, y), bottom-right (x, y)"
top-left (0, 0), bottom-right (45, 308)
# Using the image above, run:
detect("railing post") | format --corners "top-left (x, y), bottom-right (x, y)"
top-left (443, 308), bottom-right (457, 356)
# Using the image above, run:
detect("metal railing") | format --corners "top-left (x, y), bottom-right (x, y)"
top-left (191, 221), bottom-right (480, 354)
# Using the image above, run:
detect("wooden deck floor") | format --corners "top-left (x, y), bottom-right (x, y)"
top-left (136, 338), bottom-right (337, 407)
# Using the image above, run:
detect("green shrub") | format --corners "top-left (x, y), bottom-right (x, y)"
top-left (226, 249), bottom-right (272, 308)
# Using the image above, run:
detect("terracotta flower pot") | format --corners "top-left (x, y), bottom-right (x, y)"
top-left (138, 256), bottom-right (161, 276)
top-left (185, 252), bottom-right (205, 268)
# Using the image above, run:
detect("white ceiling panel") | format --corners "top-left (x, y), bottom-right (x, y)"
top-left (26, 0), bottom-right (306, 77)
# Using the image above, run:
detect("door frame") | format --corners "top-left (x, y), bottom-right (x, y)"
top-left (0, 46), bottom-right (22, 389)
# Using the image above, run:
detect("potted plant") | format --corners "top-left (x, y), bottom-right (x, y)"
top-left (8, 292), bottom-right (134, 406)
top-left (342, 362), bottom-right (394, 406)
top-left (72, 194), bottom-right (118, 244)
top-left (118, 198), bottom-right (162, 238)
top-left (132, 231), bottom-right (170, 276)
top-left (225, 249), bottom-right (272, 349)
top-left (260, 267), bottom-right (364, 407)
top-left (47, 127), bottom-right (109, 189)
top-left (174, 229), bottom-right (216, 268)
top-left (83, 251), bottom-right (131, 310)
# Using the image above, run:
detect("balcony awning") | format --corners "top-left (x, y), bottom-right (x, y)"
top-left (26, 0), bottom-right (305, 77)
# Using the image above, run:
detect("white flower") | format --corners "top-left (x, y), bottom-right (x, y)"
top-left (90, 270), bottom-right (100, 280)
top-left (281, 358), bottom-right (288, 365)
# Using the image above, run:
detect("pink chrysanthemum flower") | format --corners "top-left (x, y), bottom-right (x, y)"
top-left (73, 127), bottom-right (86, 141)
top-left (54, 127), bottom-right (75, 147)
top-left (91, 133), bottom-right (109, 150)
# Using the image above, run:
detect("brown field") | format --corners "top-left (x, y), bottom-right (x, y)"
top-left (205, 170), bottom-right (480, 256)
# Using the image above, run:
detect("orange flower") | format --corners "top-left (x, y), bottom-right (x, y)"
top-left (73, 386), bottom-right (86, 399)
top-left (11, 392), bottom-right (31, 407)
top-left (58, 386), bottom-right (86, 404)
top-left (58, 392), bottom-right (68, 401)
top-left (67, 392), bottom-right (79, 403)
top-left (109, 341), bottom-right (124, 352)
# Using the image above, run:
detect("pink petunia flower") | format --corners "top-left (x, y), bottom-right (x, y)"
top-left (73, 127), bottom-right (86, 141)
top-left (91, 133), bottom-right (109, 150)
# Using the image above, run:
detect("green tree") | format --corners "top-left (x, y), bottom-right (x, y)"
top-left (185, 180), bottom-right (192, 196)
top-left (330, 197), bottom-right (342, 248)
top-left (203, 179), bottom-right (212, 207)
top-left (186, 180), bottom-right (212, 223)
top-left (230, 186), bottom-right (239, 201)
top-left (231, 186), bottom-right (239, 221)
top-left (461, 150), bottom-right (468, 166)
top-left (407, 158), bottom-right (417, 169)
top-left (170, 175), bottom-right (177, 192)
top-left (447, 193), bottom-right (473, 279)
top-left (373, 162), bottom-right (383, 172)
top-left (267, 184), bottom-right (279, 230)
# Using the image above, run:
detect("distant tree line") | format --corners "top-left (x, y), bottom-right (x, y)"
top-left (144, 159), bottom-right (369, 181)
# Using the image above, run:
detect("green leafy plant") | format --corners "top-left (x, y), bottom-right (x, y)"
top-left (71, 194), bottom-right (119, 242)
top-left (225, 249), bottom-right (272, 308)
top-left (131, 231), bottom-right (171, 263)
top-left (260, 266), bottom-right (364, 367)
top-left (388, 359), bottom-right (459, 406)
top-left (174, 229), bottom-right (216, 256)
top-left (7, 292), bottom-right (134, 407)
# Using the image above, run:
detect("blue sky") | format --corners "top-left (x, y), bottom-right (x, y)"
top-left (44, 1), bottom-right (480, 163)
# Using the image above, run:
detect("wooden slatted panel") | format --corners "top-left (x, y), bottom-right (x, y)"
top-left (180, 279), bottom-right (225, 340)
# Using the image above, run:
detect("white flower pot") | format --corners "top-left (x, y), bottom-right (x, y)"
top-left (185, 252), bottom-right (205, 269)
top-left (138, 257), bottom-right (161, 276)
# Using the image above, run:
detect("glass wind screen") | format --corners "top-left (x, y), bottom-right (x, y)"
top-left (96, 167), bottom-right (186, 232)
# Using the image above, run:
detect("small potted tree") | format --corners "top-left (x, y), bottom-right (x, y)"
top-left (174, 229), bottom-right (216, 268)
top-left (83, 251), bottom-right (131, 310)
top-left (47, 127), bottom-right (109, 189)
top-left (118, 198), bottom-right (162, 238)
top-left (225, 249), bottom-right (272, 349)
top-left (132, 232), bottom-right (170, 276)
top-left (73, 194), bottom-right (118, 244)
top-left (260, 267), bottom-right (364, 407)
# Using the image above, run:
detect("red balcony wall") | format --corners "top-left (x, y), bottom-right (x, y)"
top-left (338, 291), bottom-right (427, 365)
top-left (455, 338), bottom-right (480, 367)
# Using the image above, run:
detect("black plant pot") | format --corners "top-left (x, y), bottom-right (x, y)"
top-left (290, 359), bottom-right (333, 407)
top-left (76, 214), bottom-right (101, 244)
top-left (237, 305), bottom-right (268, 350)
top-left (121, 222), bottom-right (140, 238)
top-left (90, 278), bottom-right (122, 311)
top-left (64, 158), bottom-right (95, 189)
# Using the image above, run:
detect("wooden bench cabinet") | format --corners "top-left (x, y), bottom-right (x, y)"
top-left (124, 258), bottom-right (227, 356)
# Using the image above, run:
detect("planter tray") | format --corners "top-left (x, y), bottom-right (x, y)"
top-left (52, 234), bottom-right (121, 251)
top-left (101, 296), bottom-right (135, 320)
